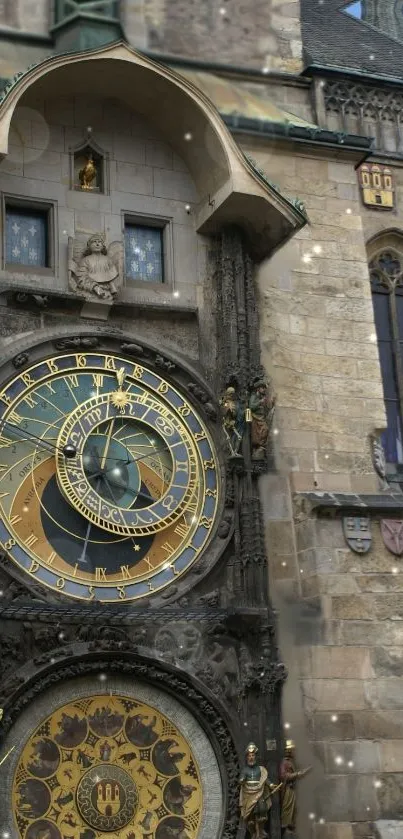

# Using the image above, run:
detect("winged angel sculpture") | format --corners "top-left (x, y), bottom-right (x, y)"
top-left (68, 233), bottom-right (123, 304)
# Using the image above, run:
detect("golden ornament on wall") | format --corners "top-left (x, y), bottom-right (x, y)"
top-left (358, 163), bottom-right (394, 209)
top-left (13, 695), bottom-right (202, 839)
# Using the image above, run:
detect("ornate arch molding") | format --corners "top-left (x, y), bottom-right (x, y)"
top-left (0, 325), bottom-right (217, 411)
top-left (0, 654), bottom-right (239, 839)
top-left (0, 41), bottom-right (306, 260)
top-left (367, 228), bottom-right (403, 262)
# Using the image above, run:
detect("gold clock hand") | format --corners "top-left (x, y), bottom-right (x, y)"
top-left (1, 420), bottom-right (76, 458)
top-left (0, 746), bottom-right (15, 766)
top-left (100, 419), bottom-right (115, 470)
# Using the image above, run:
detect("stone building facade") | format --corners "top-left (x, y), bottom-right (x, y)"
top-left (0, 3), bottom-right (402, 839)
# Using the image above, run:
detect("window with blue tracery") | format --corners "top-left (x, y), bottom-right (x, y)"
top-left (370, 250), bottom-right (403, 464)
top-left (124, 224), bottom-right (164, 284)
top-left (6, 207), bottom-right (48, 268)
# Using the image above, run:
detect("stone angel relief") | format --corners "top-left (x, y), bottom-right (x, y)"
top-left (68, 233), bottom-right (123, 304)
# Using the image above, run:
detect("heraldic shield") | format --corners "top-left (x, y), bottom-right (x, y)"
top-left (343, 516), bottom-right (372, 554)
top-left (381, 519), bottom-right (403, 556)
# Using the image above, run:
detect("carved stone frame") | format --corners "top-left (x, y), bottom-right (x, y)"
top-left (0, 654), bottom-right (239, 839)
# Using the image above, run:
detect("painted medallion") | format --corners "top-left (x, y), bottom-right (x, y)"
top-left (13, 695), bottom-right (202, 839)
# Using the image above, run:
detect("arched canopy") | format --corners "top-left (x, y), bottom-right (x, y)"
top-left (0, 41), bottom-right (306, 260)
top-left (367, 228), bottom-right (403, 262)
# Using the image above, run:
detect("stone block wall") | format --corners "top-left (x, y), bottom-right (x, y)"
top-left (242, 141), bottom-right (385, 494)
top-left (0, 0), bottom-right (304, 74)
top-left (139, 0), bottom-right (302, 72)
top-left (248, 136), bottom-right (403, 837)
top-left (261, 471), bottom-right (403, 838)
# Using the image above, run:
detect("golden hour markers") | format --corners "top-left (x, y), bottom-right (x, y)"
top-left (25, 533), bottom-right (38, 549)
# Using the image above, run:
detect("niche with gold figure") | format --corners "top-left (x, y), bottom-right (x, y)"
top-left (71, 130), bottom-right (107, 193)
top-left (358, 163), bottom-right (394, 209)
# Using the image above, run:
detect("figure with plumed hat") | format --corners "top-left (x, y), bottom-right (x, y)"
top-left (280, 740), bottom-right (311, 837)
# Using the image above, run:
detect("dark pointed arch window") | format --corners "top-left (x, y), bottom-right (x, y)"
top-left (370, 249), bottom-right (403, 464)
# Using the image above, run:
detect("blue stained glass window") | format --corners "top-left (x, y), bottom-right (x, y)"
top-left (124, 224), bottom-right (164, 283)
top-left (343, 1), bottom-right (363, 20)
top-left (6, 208), bottom-right (48, 267)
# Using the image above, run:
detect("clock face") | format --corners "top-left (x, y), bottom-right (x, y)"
top-left (0, 350), bottom-right (219, 601)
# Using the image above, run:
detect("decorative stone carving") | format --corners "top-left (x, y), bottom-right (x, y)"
top-left (68, 234), bottom-right (123, 303)
top-left (380, 520), bottom-right (403, 556)
top-left (323, 79), bottom-right (403, 154)
top-left (248, 378), bottom-right (275, 461)
top-left (370, 433), bottom-right (389, 490)
top-left (155, 354), bottom-right (175, 373)
top-left (358, 164), bottom-right (394, 210)
top-left (12, 352), bottom-right (29, 370)
top-left (120, 342), bottom-right (145, 356)
top-left (54, 336), bottom-right (99, 350)
top-left (343, 516), bottom-right (372, 554)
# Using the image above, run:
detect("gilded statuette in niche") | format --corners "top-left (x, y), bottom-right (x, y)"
top-left (79, 154), bottom-right (97, 190)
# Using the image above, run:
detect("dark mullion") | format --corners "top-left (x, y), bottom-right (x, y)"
top-left (387, 287), bottom-right (403, 452)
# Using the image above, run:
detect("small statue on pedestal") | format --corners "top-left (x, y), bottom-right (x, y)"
top-left (239, 743), bottom-right (281, 839)
top-left (79, 154), bottom-right (97, 190)
top-left (220, 385), bottom-right (244, 458)
top-left (248, 379), bottom-right (275, 461)
top-left (68, 233), bottom-right (123, 304)
top-left (280, 740), bottom-right (311, 837)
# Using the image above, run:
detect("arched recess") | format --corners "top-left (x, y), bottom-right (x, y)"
top-left (0, 41), bottom-right (306, 261)
top-left (367, 229), bottom-right (403, 466)
top-left (0, 653), bottom-right (239, 839)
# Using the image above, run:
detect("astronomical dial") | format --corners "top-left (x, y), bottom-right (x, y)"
top-left (0, 350), bottom-right (219, 601)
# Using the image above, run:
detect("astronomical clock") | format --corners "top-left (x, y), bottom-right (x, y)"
top-left (0, 341), bottom-right (220, 602)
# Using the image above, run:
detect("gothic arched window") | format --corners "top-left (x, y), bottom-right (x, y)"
top-left (369, 246), bottom-right (403, 464)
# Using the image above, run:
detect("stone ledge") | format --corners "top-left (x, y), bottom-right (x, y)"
top-left (295, 491), bottom-right (403, 515)
top-left (0, 280), bottom-right (198, 320)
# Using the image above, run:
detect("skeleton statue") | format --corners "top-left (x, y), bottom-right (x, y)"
top-left (68, 233), bottom-right (123, 304)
